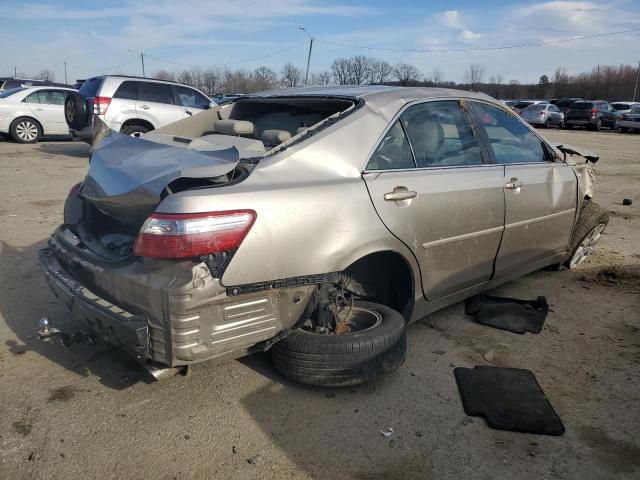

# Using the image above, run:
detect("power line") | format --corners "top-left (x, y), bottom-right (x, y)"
top-left (316, 27), bottom-right (640, 54)
top-left (144, 41), bottom-right (308, 68)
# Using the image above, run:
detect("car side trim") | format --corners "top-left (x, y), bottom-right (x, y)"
top-left (505, 208), bottom-right (576, 230)
top-left (421, 225), bottom-right (504, 249)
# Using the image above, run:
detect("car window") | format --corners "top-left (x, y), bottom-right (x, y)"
top-left (24, 92), bottom-right (41, 103)
top-left (549, 105), bottom-right (560, 112)
top-left (630, 107), bottom-right (640, 114)
top-left (175, 86), bottom-right (210, 109)
top-left (525, 104), bottom-right (546, 111)
top-left (572, 102), bottom-right (593, 110)
top-left (367, 120), bottom-right (415, 170)
top-left (611, 103), bottom-right (629, 111)
top-left (471, 102), bottom-right (549, 164)
top-left (37, 90), bottom-right (67, 105)
top-left (401, 100), bottom-right (483, 168)
top-left (113, 81), bottom-right (141, 100)
top-left (78, 77), bottom-right (103, 98)
top-left (140, 82), bottom-right (176, 105)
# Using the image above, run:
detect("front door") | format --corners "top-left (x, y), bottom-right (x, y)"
top-left (469, 101), bottom-right (577, 278)
top-left (364, 100), bottom-right (505, 300)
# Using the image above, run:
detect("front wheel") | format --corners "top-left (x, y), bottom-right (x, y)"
top-left (564, 201), bottom-right (609, 269)
top-left (11, 117), bottom-right (41, 143)
top-left (271, 301), bottom-right (407, 386)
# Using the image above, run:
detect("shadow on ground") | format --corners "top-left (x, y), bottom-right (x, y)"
top-left (0, 239), bottom-right (147, 390)
top-left (39, 140), bottom-right (90, 159)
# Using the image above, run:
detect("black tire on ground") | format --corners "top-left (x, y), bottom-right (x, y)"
top-left (122, 125), bottom-right (150, 137)
top-left (593, 119), bottom-right (602, 131)
top-left (543, 119), bottom-right (550, 128)
top-left (549, 200), bottom-right (609, 271)
top-left (64, 92), bottom-right (88, 130)
top-left (10, 117), bottom-right (41, 143)
top-left (271, 300), bottom-right (407, 387)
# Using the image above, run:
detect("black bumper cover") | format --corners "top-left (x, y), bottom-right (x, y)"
top-left (39, 247), bottom-right (150, 362)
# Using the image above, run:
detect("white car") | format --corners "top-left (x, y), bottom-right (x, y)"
top-left (64, 75), bottom-right (215, 142)
top-left (618, 106), bottom-right (640, 132)
top-left (0, 86), bottom-right (76, 143)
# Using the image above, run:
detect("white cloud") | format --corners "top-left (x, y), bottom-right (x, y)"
top-left (461, 30), bottom-right (483, 41)
top-left (438, 10), bottom-right (464, 29)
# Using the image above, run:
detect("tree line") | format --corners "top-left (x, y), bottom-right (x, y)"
top-left (21, 57), bottom-right (640, 101)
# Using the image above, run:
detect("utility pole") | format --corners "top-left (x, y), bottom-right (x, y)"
top-left (299, 26), bottom-right (313, 86)
top-left (141, 52), bottom-right (146, 78)
top-left (14, 66), bottom-right (17, 78)
top-left (64, 61), bottom-right (68, 84)
top-left (633, 60), bottom-right (640, 102)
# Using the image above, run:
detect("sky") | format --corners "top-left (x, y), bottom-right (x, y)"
top-left (1, 0), bottom-right (639, 85)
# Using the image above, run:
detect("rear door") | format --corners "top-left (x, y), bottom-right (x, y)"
top-left (110, 80), bottom-right (141, 127)
top-left (24, 89), bottom-right (67, 134)
top-left (174, 86), bottom-right (211, 118)
top-left (137, 82), bottom-right (184, 128)
top-left (469, 101), bottom-right (577, 278)
top-left (364, 99), bottom-right (505, 300)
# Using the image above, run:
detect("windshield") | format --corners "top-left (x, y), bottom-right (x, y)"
top-left (78, 77), bottom-right (103, 98)
top-left (515, 101), bottom-right (533, 109)
top-left (572, 102), bottom-right (593, 110)
top-left (556, 99), bottom-right (577, 107)
top-left (524, 104), bottom-right (546, 111)
top-left (0, 87), bottom-right (25, 98)
top-left (611, 103), bottom-right (632, 110)
top-left (630, 107), bottom-right (640, 114)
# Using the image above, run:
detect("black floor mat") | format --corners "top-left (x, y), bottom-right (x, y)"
top-left (454, 366), bottom-right (564, 435)
top-left (465, 294), bottom-right (549, 334)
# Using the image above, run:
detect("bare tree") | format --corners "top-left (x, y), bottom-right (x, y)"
top-left (36, 69), bottom-right (55, 82)
top-left (253, 66), bottom-right (278, 91)
top-left (331, 58), bottom-right (352, 85)
top-left (153, 69), bottom-right (176, 81)
top-left (430, 68), bottom-right (444, 86)
top-left (367, 59), bottom-right (394, 84)
top-left (464, 64), bottom-right (484, 90)
top-left (281, 63), bottom-right (303, 87)
top-left (311, 71), bottom-right (333, 85)
top-left (202, 68), bottom-right (222, 95)
top-left (393, 62), bottom-right (421, 86)
top-left (488, 73), bottom-right (503, 98)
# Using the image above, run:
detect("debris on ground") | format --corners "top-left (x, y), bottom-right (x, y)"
top-left (580, 265), bottom-right (640, 292)
top-left (379, 427), bottom-right (393, 438)
top-left (247, 455), bottom-right (264, 465)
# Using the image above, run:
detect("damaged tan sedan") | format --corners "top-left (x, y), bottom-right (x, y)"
top-left (40, 86), bottom-right (608, 385)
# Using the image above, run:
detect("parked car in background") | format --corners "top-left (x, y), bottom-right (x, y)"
top-left (503, 99), bottom-right (519, 109)
top-left (63, 75), bottom-right (215, 142)
top-left (521, 103), bottom-right (564, 128)
top-left (0, 77), bottom-right (70, 92)
top-left (512, 100), bottom-right (547, 115)
top-left (553, 97), bottom-right (582, 116)
top-left (0, 86), bottom-right (76, 142)
top-left (610, 101), bottom-right (639, 115)
top-left (565, 100), bottom-right (618, 130)
top-left (40, 86), bottom-right (607, 386)
top-left (618, 106), bottom-right (640, 132)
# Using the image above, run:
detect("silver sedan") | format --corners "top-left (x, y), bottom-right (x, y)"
top-left (40, 86), bottom-right (608, 386)
top-left (618, 106), bottom-right (640, 132)
top-left (521, 103), bottom-right (564, 127)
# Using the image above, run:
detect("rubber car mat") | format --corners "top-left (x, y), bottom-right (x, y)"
top-left (454, 366), bottom-right (564, 436)
top-left (464, 294), bottom-right (548, 334)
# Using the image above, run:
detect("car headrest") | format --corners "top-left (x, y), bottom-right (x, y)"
top-left (261, 129), bottom-right (292, 147)
top-left (406, 117), bottom-right (445, 155)
top-left (215, 120), bottom-right (255, 136)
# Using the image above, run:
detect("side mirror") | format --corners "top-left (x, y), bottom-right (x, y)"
top-left (204, 102), bottom-right (213, 110)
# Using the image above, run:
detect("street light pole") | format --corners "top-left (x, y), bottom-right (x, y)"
top-left (64, 61), bottom-right (68, 84)
top-left (140, 52), bottom-right (146, 78)
top-left (299, 26), bottom-right (313, 86)
top-left (633, 60), bottom-right (639, 102)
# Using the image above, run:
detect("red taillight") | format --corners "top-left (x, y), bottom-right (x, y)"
top-left (540, 111), bottom-right (545, 115)
top-left (68, 182), bottom-right (82, 197)
top-left (590, 108), bottom-right (598, 116)
top-left (93, 96), bottom-right (111, 115)
top-left (133, 210), bottom-right (256, 259)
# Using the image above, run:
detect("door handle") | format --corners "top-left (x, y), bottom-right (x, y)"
top-left (384, 190), bottom-right (417, 201)
top-left (139, 104), bottom-right (150, 110)
top-left (505, 178), bottom-right (524, 190)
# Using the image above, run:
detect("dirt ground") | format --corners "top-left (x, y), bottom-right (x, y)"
top-left (0, 129), bottom-right (638, 480)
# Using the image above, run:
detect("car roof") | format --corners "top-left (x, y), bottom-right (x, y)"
top-left (88, 74), bottom-right (198, 88)
top-left (245, 85), bottom-right (495, 113)
top-left (19, 86), bottom-right (76, 92)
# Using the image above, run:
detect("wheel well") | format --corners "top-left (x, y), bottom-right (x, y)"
top-left (11, 116), bottom-right (43, 133)
top-left (342, 251), bottom-right (414, 322)
top-left (120, 119), bottom-right (154, 132)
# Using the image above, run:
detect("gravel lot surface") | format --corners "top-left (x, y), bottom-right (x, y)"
top-left (0, 129), bottom-right (638, 480)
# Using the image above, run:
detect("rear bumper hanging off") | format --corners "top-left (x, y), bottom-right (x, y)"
top-left (39, 247), bottom-right (151, 362)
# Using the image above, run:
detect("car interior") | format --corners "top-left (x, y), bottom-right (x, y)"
top-left (148, 96), bottom-right (356, 157)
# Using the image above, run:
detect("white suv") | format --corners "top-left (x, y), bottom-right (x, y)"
top-left (65, 75), bottom-right (214, 142)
